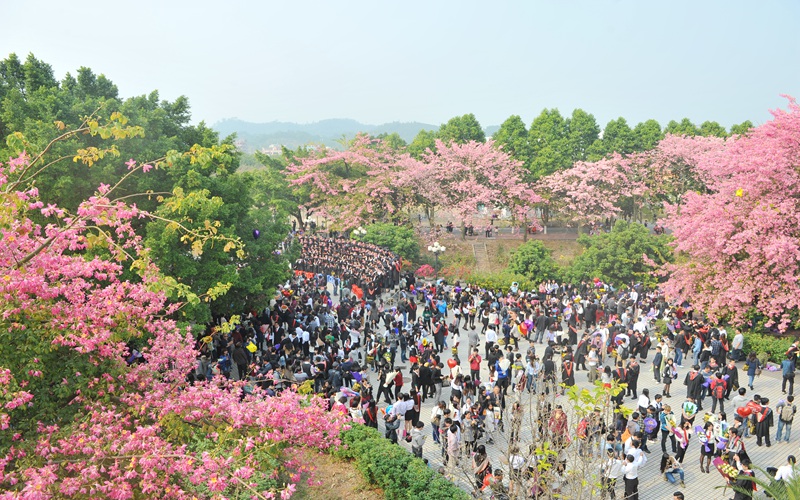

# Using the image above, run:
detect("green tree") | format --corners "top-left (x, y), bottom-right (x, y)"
top-left (567, 108), bottom-right (600, 162)
top-left (589, 117), bottom-right (635, 158)
top-left (528, 108), bottom-right (571, 179)
top-left (631, 119), bottom-right (663, 152)
top-left (375, 131), bottom-right (407, 150)
top-left (437, 113), bottom-right (485, 144)
top-left (359, 222), bottom-right (419, 261)
top-left (729, 120), bottom-right (754, 136)
top-left (565, 221), bottom-right (673, 287)
top-left (407, 129), bottom-right (438, 158)
top-left (698, 120), bottom-right (727, 137)
top-left (492, 114), bottom-right (529, 165)
top-left (506, 240), bottom-right (560, 281)
top-left (146, 138), bottom-right (290, 324)
top-left (665, 118), bottom-right (699, 136)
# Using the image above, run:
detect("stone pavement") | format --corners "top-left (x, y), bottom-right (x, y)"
top-left (359, 316), bottom-right (796, 500)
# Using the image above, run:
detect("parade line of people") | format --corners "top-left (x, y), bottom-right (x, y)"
top-left (188, 244), bottom-right (799, 499)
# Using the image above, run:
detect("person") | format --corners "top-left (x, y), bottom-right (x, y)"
top-left (673, 420), bottom-right (692, 463)
top-left (731, 331), bottom-right (744, 361)
top-left (621, 453), bottom-right (643, 500)
top-left (776, 395), bottom-right (796, 443)
top-left (431, 400), bottom-right (449, 442)
top-left (746, 352), bottom-right (760, 390)
top-left (660, 404), bottom-right (677, 454)
top-left (410, 421), bottom-right (426, 458)
top-left (602, 448), bottom-right (623, 500)
top-left (725, 427), bottom-right (748, 465)
top-left (445, 423), bottom-right (460, 467)
top-left (710, 372), bottom-right (727, 413)
top-left (481, 468), bottom-right (508, 498)
top-left (775, 455), bottom-right (796, 481)
top-left (699, 421), bottom-right (715, 473)
top-left (722, 359), bottom-right (739, 400)
top-left (683, 365), bottom-right (704, 410)
top-left (732, 387), bottom-right (751, 437)
top-left (471, 444), bottom-right (492, 489)
top-left (652, 346), bottom-right (663, 383)
top-left (663, 358), bottom-right (677, 398)
top-left (672, 492), bottom-right (684, 500)
top-left (729, 455), bottom-right (755, 500)
top-left (783, 354), bottom-right (796, 395)
top-left (755, 397), bottom-right (774, 447)
top-left (468, 348), bottom-right (481, 381)
top-left (661, 453), bottom-right (685, 487)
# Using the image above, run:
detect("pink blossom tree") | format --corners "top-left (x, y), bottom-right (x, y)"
top-left (284, 134), bottom-right (413, 230)
top-left (662, 97), bottom-right (800, 330)
top-left (0, 130), bottom-right (349, 497)
top-left (535, 153), bottom-right (646, 226)
top-left (397, 139), bottom-right (540, 236)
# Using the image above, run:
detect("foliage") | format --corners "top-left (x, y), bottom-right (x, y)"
top-left (437, 113), bottom-right (485, 145)
top-left (506, 240), bottom-right (561, 281)
top-left (720, 465), bottom-right (800, 500)
top-left (334, 425), bottom-right (470, 500)
top-left (398, 139), bottom-right (539, 226)
top-left (527, 108), bottom-right (572, 179)
top-left (360, 222), bottom-right (419, 261)
top-left (465, 271), bottom-right (537, 294)
top-left (415, 264), bottom-right (436, 278)
top-left (742, 332), bottom-right (795, 364)
top-left (535, 153), bottom-right (646, 225)
top-left (492, 114), bottom-right (529, 166)
top-left (565, 221), bottom-right (673, 287)
top-left (284, 134), bottom-right (413, 230)
top-left (0, 54), bottom-right (291, 325)
top-left (662, 97), bottom-right (800, 331)
top-left (0, 149), bottom-right (348, 498)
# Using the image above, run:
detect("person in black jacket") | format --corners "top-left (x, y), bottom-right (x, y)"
top-left (684, 365), bottom-right (704, 410)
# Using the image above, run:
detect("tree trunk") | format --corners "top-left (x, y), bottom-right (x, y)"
top-left (523, 214), bottom-right (528, 243)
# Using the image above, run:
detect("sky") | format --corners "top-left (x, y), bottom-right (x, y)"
top-left (2, 0), bottom-right (799, 130)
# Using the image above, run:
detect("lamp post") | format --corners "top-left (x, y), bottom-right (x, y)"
top-left (427, 241), bottom-right (446, 278)
top-left (353, 226), bottom-right (367, 240)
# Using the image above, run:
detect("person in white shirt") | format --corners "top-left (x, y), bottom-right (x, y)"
top-left (603, 449), bottom-right (624, 499)
top-left (622, 453), bottom-right (644, 500)
top-left (775, 455), bottom-right (796, 481)
top-left (732, 331), bottom-right (745, 361)
top-left (485, 326), bottom-right (498, 357)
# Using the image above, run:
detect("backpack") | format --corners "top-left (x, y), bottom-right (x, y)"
top-left (711, 379), bottom-right (725, 400)
top-left (780, 404), bottom-right (795, 423)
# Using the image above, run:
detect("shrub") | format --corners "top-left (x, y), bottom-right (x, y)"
top-left (743, 332), bottom-right (795, 364)
top-left (333, 424), bottom-right (469, 500)
top-left (506, 240), bottom-right (560, 281)
top-left (361, 222), bottom-right (420, 261)
top-left (564, 220), bottom-right (673, 287)
top-left (415, 264), bottom-right (436, 278)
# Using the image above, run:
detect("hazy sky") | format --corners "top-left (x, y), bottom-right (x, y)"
top-left (2, 1), bottom-right (798, 129)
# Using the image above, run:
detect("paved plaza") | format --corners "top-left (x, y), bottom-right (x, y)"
top-left (363, 316), bottom-right (796, 500)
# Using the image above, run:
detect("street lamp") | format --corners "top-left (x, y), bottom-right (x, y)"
top-left (427, 241), bottom-right (446, 276)
top-left (353, 226), bottom-right (367, 240)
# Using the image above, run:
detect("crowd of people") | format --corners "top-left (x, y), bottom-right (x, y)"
top-left (292, 235), bottom-right (402, 294)
top-left (188, 244), bottom-right (800, 499)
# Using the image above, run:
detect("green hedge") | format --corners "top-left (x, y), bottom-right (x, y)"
top-left (333, 425), bottom-right (470, 500)
top-left (743, 332), bottom-right (794, 363)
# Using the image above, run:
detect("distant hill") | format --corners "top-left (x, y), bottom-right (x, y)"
top-left (213, 118), bottom-right (439, 152)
